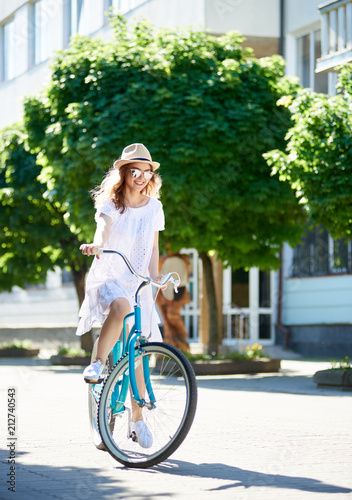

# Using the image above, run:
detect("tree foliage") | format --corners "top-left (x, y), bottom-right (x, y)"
top-left (24, 15), bottom-right (305, 270)
top-left (6, 15), bottom-right (307, 353)
top-left (0, 125), bottom-right (92, 349)
top-left (0, 125), bottom-right (68, 290)
top-left (265, 81), bottom-right (352, 240)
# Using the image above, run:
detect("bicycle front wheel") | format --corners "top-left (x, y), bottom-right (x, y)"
top-left (98, 342), bottom-right (197, 468)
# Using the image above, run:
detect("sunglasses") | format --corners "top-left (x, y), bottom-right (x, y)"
top-left (130, 168), bottom-right (154, 181)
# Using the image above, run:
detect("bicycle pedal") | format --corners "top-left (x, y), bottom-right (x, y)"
top-left (84, 377), bottom-right (104, 384)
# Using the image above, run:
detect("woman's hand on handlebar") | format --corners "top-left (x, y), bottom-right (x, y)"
top-left (80, 243), bottom-right (102, 259)
top-left (154, 275), bottom-right (169, 290)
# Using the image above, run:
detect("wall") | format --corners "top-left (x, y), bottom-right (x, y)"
top-left (281, 243), bottom-right (352, 326)
top-left (280, 244), bottom-right (352, 356)
top-left (0, 1), bottom-right (28, 21)
top-left (0, 271), bottom-right (79, 328)
top-left (243, 36), bottom-right (279, 58)
top-left (282, 275), bottom-right (352, 325)
top-left (285, 0), bottom-right (321, 35)
top-left (287, 325), bottom-right (352, 357)
top-left (205, 0), bottom-right (279, 37)
top-left (0, 62), bottom-right (51, 129)
top-left (129, 0), bottom-right (205, 27)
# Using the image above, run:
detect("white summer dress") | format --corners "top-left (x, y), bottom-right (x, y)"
top-left (76, 197), bottom-right (165, 341)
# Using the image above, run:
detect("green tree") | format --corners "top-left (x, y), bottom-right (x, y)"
top-left (265, 83), bottom-right (352, 241)
top-left (22, 15), bottom-right (305, 354)
top-left (0, 126), bottom-right (92, 350)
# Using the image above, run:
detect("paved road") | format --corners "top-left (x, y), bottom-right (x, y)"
top-left (0, 357), bottom-right (351, 500)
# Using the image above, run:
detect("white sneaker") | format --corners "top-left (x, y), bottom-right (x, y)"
top-left (83, 360), bottom-right (104, 382)
top-left (131, 421), bottom-right (153, 448)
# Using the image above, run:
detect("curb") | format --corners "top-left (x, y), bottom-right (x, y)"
top-left (50, 354), bottom-right (90, 366)
top-left (191, 358), bottom-right (281, 376)
top-left (0, 348), bottom-right (40, 357)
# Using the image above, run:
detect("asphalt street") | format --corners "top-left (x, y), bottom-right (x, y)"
top-left (0, 357), bottom-right (351, 500)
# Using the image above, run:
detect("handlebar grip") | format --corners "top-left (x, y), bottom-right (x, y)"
top-left (93, 248), bottom-right (104, 255)
top-left (160, 272), bottom-right (173, 285)
top-left (173, 278), bottom-right (180, 293)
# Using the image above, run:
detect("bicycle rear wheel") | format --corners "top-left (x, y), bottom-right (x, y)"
top-left (98, 342), bottom-right (197, 468)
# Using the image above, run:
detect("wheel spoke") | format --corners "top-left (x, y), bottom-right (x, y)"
top-left (98, 343), bottom-right (197, 468)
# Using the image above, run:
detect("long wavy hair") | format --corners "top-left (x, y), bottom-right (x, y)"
top-left (92, 162), bottom-right (162, 213)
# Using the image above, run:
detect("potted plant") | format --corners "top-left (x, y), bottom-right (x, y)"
top-left (0, 340), bottom-right (40, 357)
top-left (50, 344), bottom-right (91, 366)
top-left (314, 357), bottom-right (352, 391)
top-left (185, 343), bottom-right (281, 376)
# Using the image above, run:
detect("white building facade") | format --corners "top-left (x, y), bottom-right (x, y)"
top-left (279, 0), bottom-right (352, 355)
top-left (1, 0), bottom-right (351, 355)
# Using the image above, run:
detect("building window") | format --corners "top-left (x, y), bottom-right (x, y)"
top-left (297, 30), bottom-right (328, 93)
top-left (298, 33), bottom-right (310, 88)
top-left (331, 238), bottom-right (352, 274)
top-left (63, 0), bottom-right (72, 47)
top-left (63, 0), bottom-right (146, 44)
top-left (29, 0), bottom-right (50, 66)
top-left (180, 249), bottom-right (200, 342)
top-left (231, 268), bottom-right (249, 308)
top-left (259, 314), bottom-right (271, 340)
top-left (259, 270), bottom-right (271, 308)
top-left (292, 227), bottom-right (352, 277)
top-left (314, 30), bottom-right (329, 94)
top-left (63, 0), bottom-right (88, 41)
top-left (76, 0), bottom-right (89, 35)
top-left (104, 0), bottom-right (113, 24)
top-left (223, 267), bottom-right (275, 345)
top-left (0, 18), bottom-right (16, 81)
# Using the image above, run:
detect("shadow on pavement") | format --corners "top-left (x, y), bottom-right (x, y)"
top-left (0, 449), bottom-right (164, 500)
top-left (195, 373), bottom-right (352, 397)
top-left (152, 459), bottom-right (352, 495)
top-left (2, 357), bottom-right (351, 397)
top-left (0, 358), bottom-right (52, 366)
top-left (0, 357), bottom-right (85, 375)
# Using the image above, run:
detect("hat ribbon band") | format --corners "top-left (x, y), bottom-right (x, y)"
top-left (127, 157), bottom-right (151, 162)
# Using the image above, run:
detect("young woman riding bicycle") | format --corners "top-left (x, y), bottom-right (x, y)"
top-left (77, 143), bottom-right (165, 448)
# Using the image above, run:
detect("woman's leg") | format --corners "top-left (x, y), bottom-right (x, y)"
top-left (130, 364), bottom-right (153, 447)
top-left (96, 299), bottom-right (147, 423)
top-left (95, 297), bottom-right (131, 363)
top-left (131, 363), bottom-right (146, 422)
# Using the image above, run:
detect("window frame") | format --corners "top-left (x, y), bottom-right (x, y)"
top-left (0, 17), bottom-right (16, 82)
top-left (292, 227), bottom-right (352, 277)
top-left (297, 28), bottom-right (329, 93)
top-left (28, 0), bottom-right (50, 67)
top-left (223, 267), bottom-right (276, 346)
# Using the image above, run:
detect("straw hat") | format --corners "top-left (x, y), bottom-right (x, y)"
top-left (113, 143), bottom-right (160, 170)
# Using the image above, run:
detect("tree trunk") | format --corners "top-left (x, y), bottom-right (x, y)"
top-left (71, 264), bottom-right (94, 353)
top-left (199, 252), bottom-right (219, 356)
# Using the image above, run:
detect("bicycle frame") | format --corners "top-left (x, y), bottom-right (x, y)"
top-left (92, 307), bottom-right (154, 419)
top-left (91, 249), bottom-right (175, 417)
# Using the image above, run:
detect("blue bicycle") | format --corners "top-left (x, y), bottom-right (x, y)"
top-left (87, 249), bottom-right (198, 468)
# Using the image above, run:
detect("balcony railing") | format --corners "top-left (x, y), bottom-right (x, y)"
top-left (316, 0), bottom-right (352, 72)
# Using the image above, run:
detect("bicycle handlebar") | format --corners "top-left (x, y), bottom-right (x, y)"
top-left (93, 248), bottom-right (180, 292)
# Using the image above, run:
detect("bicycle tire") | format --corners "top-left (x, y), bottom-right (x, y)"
top-left (98, 342), bottom-right (197, 468)
top-left (88, 338), bottom-right (113, 450)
